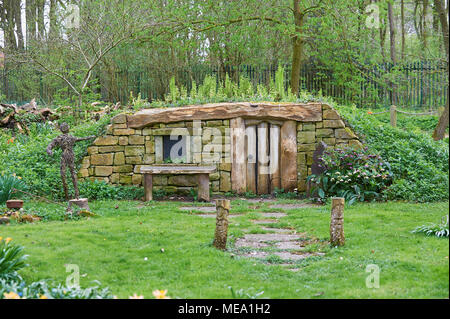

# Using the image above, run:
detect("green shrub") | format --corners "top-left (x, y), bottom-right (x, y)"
top-left (412, 215), bottom-right (449, 238)
top-left (0, 174), bottom-right (27, 204)
top-left (337, 105), bottom-right (449, 202)
top-left (308, 146), bottom-right (393, 204)
top-left (79, 180), bottom-right (144, 200)
top-left (0, 238), bottom-right (28, 283)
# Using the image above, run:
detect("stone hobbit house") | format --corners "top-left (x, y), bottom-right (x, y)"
top-left (78, 102), bottom-right (362, 195)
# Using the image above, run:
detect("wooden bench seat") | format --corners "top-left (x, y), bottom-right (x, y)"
top-left (140, 165), bottom-right (216, 201)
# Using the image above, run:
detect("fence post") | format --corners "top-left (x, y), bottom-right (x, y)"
top-left (213, 199), bottom-right (230, 250)
top-left (330, 197), bottom-right (345, 246)
top-left (390, 105), bottom-right (397, 127)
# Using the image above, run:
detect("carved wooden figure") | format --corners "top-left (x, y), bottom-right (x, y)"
top-left (46, 123), bottom-right (95, 200)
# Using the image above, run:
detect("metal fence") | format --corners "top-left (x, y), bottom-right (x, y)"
top-left (1, 61), bottom-right (447, 109)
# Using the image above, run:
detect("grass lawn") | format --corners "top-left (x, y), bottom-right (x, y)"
top-left (1, 199), bottom-right (448, 299)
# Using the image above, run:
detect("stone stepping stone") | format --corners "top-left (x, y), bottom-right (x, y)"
top-left (269, 203), bottom-right (320, 210)
top-left (194, 214), bottom-right (239, 218)
top-left (179, 206), bottom-right (216, 212)
top-left (234, 239), bottom-right (270, 249)
top-left (274, 241), bottom-right (305, 250)
top-left (251, 219), bottom-right (278, 224)
top-left (260, 212), bottom-right (287, 218)
top-left (241, 233), bottom-right (300, 242)
top-left (260, 227), bottom-right (293, 233)
top-left (239, 251), bottom-right (316, 261)
top-left (246, 198), bottom-right (277, 203)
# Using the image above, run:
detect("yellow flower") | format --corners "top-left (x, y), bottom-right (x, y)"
top-left (5, 237), bottom-right (12, 244)
top-left (39, 294), bottom-right (48, 299)
top-left (17, 176), bottom-right (22, 180)
top-left (0, 236), bottom-right (3, 241)
top-left (129, 293), bottom-right (144, 299)
top-left (3, 292), bottom-right (21, 299)
top-left (152, 289), bottom-right (170, 299)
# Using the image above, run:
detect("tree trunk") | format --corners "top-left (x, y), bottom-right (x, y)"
top-left (290, 0), bottom-right (304, 96)
top-left (37, 0), bottom-right (45, 39)
top-left (401, 0), bottom-right (406, 59)
top-left (48, 0), bottom-right (57, 39)
top-left (14, 0), bottom-right (25, 50)
top-left (432, 0), bottom-right (449, 140)
top-left (388, 2), bottom-right (396, 64)
top-left (26, 0), bottom-right (36, 47)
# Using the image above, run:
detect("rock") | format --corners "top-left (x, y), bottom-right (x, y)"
top-left (90, 153), bottom-right (113, 165)
top-left (95, 166), bottom-right (113, 176)
top-left (68, 198), bottom-right (90, 212)
top-left (297, 131), bottom-right (316, 144)
top-left (93, 136), bottom-right (118, 146)
top-left (335, 128), bottom-right (357, 139)
top-left (0, 217), bottom-right (10, 224)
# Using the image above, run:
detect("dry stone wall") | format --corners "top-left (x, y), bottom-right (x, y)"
top-left (79, 103), bottom-right (361, 195)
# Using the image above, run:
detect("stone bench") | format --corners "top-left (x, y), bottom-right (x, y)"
top-left (140, 165), bottom-right (217, 202)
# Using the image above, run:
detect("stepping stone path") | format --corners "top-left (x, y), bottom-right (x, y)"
top-left (234, 206), bottom-right (324, 272)
top-left (269, 203), bottom-right (321, 210)
top-left (179, 201), bottom-right (324, 271)
top-left (179, 206), bottom-right (216, 212)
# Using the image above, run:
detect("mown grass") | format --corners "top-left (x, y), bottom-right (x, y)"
top-left (1, 199), bottom-right (448, 299)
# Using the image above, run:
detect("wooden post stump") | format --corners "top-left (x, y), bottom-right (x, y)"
top-left (67, 198), bottom-right (90, 213)
top-left (144, 174), bottom-right (153, 201)
top-left (213, 199), bottom-right (230, 250)
top-left (330, 197), bottom-right (345, 246)
top-left (390, 105), bottom-right (397, 127)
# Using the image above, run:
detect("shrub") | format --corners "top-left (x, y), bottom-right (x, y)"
top-left (0, 174), bottom-right (26, 204)
top-left (79, 179), bottom-right (144, 200)
top-left (308, 146), bottom-right (393, 204)
top-left (337, 105), bottom-right (449, 202)
top-left (412, 215), bottom-right (449, 238)
top-left (0, 238), bottom-right (28, 283)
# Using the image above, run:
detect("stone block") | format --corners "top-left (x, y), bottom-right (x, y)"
top-left (95, 166), bottom-right (113, 177)
top-left (125, 146), bottom-right (145, 156)
top-left (98, 146), bottom-right (115, 153)
top-left (78, 168), bottom-right (89, 178)
top-left (114, 152), bottom-right (125, 165)
top-left (145, 141), bottom-right (154, 153)
top-left (168, 175), bottom-right (198, 187)
top-left (119, 174), bottom-right (132, 184)
top-left (91, 153), bottom-right (113, 165)
top-left (297, 131), bottom-right (316, 144)
top-left (112, 114), bottom-right (127, 124)
top-left (349, 139), bottom-right (364, 149)
top-left (316, 128), bottom-right (334, 138)
top-left (335, 128), bottom-right (357, 139)
top-left (129, 135), bottom-right (145, 145)
top-left (143, 154), bottom-right (155, 164)
top-left (323, 109), bottom-right (340, 120)
top-left (114, 128), bottom-right (135, 135)
top-left (302, 123), bottom-right (316, 131)
top-left (297, 143), bottom-right (317, 152)
top-left (132, 174), bottom-right (142, 185)
top-left (323, 137), bottom-right (336, 145)
top-left (81, 157), bottom-right (90, 169)
top-left (87, 146), bottom-right (98, 155)
top-left (125, 156), bottom-right (142, 164)
top-left (113, 165), bottom-right (133, 173)
top-left (119, 136), bottom-right (129, 145)
top-left (94, 136), bottom-right (118, 146)
top-left (110, 173), bottom-right (120, 183)
top-left (323, 120), bottom-right (345, 128)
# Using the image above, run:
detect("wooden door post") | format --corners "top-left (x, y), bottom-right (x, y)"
top-left (330, 197), bottom-right (345, 246)
top-left (213, 199), bottom-right (230, 250)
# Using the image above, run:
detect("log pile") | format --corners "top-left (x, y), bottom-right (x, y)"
top-left (0, 99), bottom-right (59, 133)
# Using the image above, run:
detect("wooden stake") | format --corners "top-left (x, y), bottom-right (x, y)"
top-left (390, 105), bottom-right (397, 127)
top-left (213, 199), bottom-right (230, 250)
top-left (330, 197), bottom-right (345, 246)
